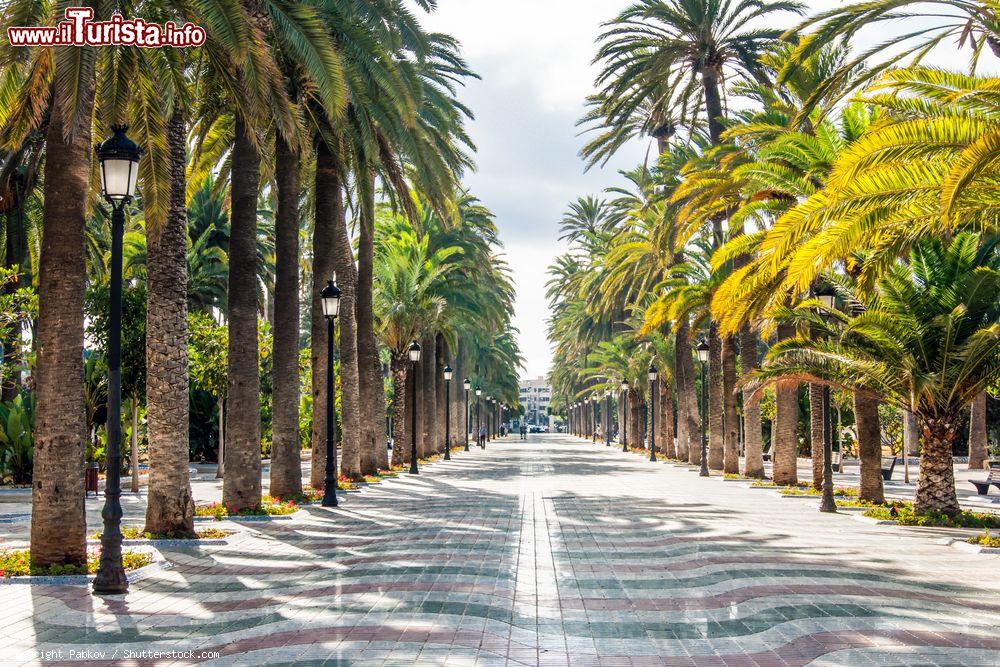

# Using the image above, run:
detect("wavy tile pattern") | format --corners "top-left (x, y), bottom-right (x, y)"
top-left (3, 435), bottom-right (1000, 666)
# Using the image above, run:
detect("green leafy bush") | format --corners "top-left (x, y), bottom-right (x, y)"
top-left (864, 502), bottom-right (1000, 528)
top-left (0, 548), bottom-right (152, 578)
top-left (968, 532), bottom-right (1000, 548)
top-left (0, 393), bottom-right (33, 485)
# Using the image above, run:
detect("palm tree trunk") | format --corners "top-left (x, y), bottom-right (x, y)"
top-left (414, 342), bottom-right (426, 457)
top-left (30, 68), bottom-right (94, 567)
top-left (268, 133), bottom-right (302, 499)
top-left (968, 392), bottom-right (988, 470)
top-left (310, 142), bottom-right (338, 489)
top-left (390, 353), bottom-right (408, 468)
top-left (854, 393), bottom-right (885, 503)
top-left (421, 333), bottom-right (437, 455)
top-left (629, 389), bottom-right (641, 450)
top-left (436, 334), bottom-right (447, 452)
top-left (722, 335), bottom-right (739, 474)
top-left (914, 413), bottom-right (961, 515)
top-left (773, 322), bottom-right (799, 486)
top-left (809, 383), bottom-right (824, 489)
top-left (701, 69), bottom-right (726, 145)
top-left (675, 320), bottom-right (696, 463)
top-left (130, 396), bottom-right (139, 493)
top-left (355, 169), bottom-right (379, 477)
top-left (740, 324), bottom-right (764, 478)
top-left (708, 325), bottom-right (724, 470)
top-left (373, 357), bottom-right (389, 470)
top-left (660, 379), bottom-right (675, 458)
top-left (222, 114), bottom-right (262, 512)
top-left (331, 184), bottom-right (361, 480)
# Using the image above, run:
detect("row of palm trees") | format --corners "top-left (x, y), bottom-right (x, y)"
top-left (0, 0), bottom-right (520, 568)
top-left (548, 0), bottom-right (999, 516)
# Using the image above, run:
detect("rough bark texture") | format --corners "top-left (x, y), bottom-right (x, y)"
top-left (310, 143), bottom-right (337, 489)
top-left (332, 186), bottom-right (361, 480)
top-left (355, 170), bottom-right (379, 476)
top-left (144, 108), bottom-right (194, 534)
top-left (968, 392), bottom-right (988, 470)
top-left (421, 333), bottom-right (436, 455)
top-left (854, 393), bottom-right (885, 503)
top-left (435, 335), bottom-right (447, 452)
top-left (722, 335), bottom-right (739, 474)
top-left (31, 68), bottom-right (93, 566)
top-left (675, 320), bottom-right (697, 462)
top-left (809, 383), bottom-right (825, 490)
top-left (629, 389), bottom-right (641, 450)
top-left (914, 414), bottom-right (961, 515)
top-left (268, 133), bottom-right (302, 498)
top-left (389, 353), bottom-right (408, 468)
top-left (708, 325), bottom-right (724, 470)
top-left (373, 356), bottom-right (389, 470)
top-left (660, 379), bottom-right (675, 458)
top-left (223, 114), bottom-right (262, 511)
top-left (740, 324), bottom-right (764, 478)
top-left (413, 347), bottom-right (426, 456)
top-left (773, 323), bottom-right (799, 486)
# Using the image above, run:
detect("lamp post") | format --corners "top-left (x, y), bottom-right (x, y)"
top-left (443, 365), bottom-right (453, 460)
top-left (814, 284), bottom-right (838, 513)
top-left (648, 365), bottom-right (658, 462)
top-left (408, 341), bottom-right (422, 474)
top-left (620, 380), bottom-right (629, 452)
top-left (93, 125), bottom-right (142, 596)
top-left (476, 387), bottom-right (483, 448)
top-left (321, 279), bottom-right (343, 507)
top-left (463, 379), bottom-right (471, 451)
top-left (696, 339), bottom-right (710, 477)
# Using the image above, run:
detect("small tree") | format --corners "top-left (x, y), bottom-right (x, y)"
top-left (188, 313), bottom-right (227, 476)
top-left (753, 234), bottom-right (1000, 515)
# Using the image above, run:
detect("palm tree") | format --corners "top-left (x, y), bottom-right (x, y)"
top-left (754, 233), bottom-right (1000, 514)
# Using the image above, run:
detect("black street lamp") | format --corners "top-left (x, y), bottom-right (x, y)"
top-left (620, 380), bottom-right (629, 452)
top-left (443, 365), bottom-right (453, 460)
top-left (321, 279), bottom-right (343, 507)
top-left (648, 365), bottom-right (659, 462)
top-left (696, 339), bottom-right (710, 477)
top-left (463, 378), bottom-right (471, 451)
top-left (476, 387), bottom-right (483, 448)
top-left (815, 284), bottom-right (838, 513)
top-left (408, 341), bottom-right (422, 474)
top-left (93, 125), bottom-right (142, 596)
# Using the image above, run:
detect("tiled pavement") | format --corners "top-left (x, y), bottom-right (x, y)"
top-left (3, 434), bottom-right (1000, 666)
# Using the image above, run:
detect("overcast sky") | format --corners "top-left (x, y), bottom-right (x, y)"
top-left (420, 1), bottom-right (977, 381)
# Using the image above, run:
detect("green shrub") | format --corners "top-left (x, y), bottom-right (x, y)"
top-left (0, 393), bottom-right (34, 485)
top-left (92, 526), bottom-right (230, 540)
top-left (0, 548), bottom-right (152, 578)
top-left (968, 532), bottom-right (1000, 548)
top-left (863, 502), bottom-right (1000, 528)
top-left (194, 498), bottom-right (300, 520)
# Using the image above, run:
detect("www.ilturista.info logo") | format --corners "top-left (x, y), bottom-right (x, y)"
top-left (6, 8), bottom-right (205, 47)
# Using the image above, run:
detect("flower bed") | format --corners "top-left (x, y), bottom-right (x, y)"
top-left (195, 499), bottom-right (300, 521)
top-left (781, 486), bottom-right (859, 498)
top-left (91, 526), bottom-right (231, 540)
top-left (863, 502), bottom-right (1000, 529)
top-left (1, 548), bottom-right (152, 578)
top-left (967, 532), bottom-right (1000, 548)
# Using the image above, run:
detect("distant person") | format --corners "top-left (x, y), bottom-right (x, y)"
top-left (520, 424), bottom-right (527, 440)
top-left (479, 426), bottom-right (487, 448)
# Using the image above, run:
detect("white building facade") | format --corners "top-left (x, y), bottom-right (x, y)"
top-left (519, 376), bottom-right (552, 428)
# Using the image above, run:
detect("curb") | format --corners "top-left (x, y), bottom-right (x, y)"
top-left (850, 513), bottom-right (897, 525)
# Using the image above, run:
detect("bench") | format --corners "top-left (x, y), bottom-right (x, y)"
top-left (761, 443), bottom-right (772, 462)
top-left (881, 456), bottom-right (898, 481)
top-left (970, 463), bottom-right (1000, 495)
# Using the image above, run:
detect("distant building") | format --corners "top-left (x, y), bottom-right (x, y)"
top-left (519, 376), bottom-right (551, 427)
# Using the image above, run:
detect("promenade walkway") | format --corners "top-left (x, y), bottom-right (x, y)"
top-left (3, 434), bottom-right (999, 665)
